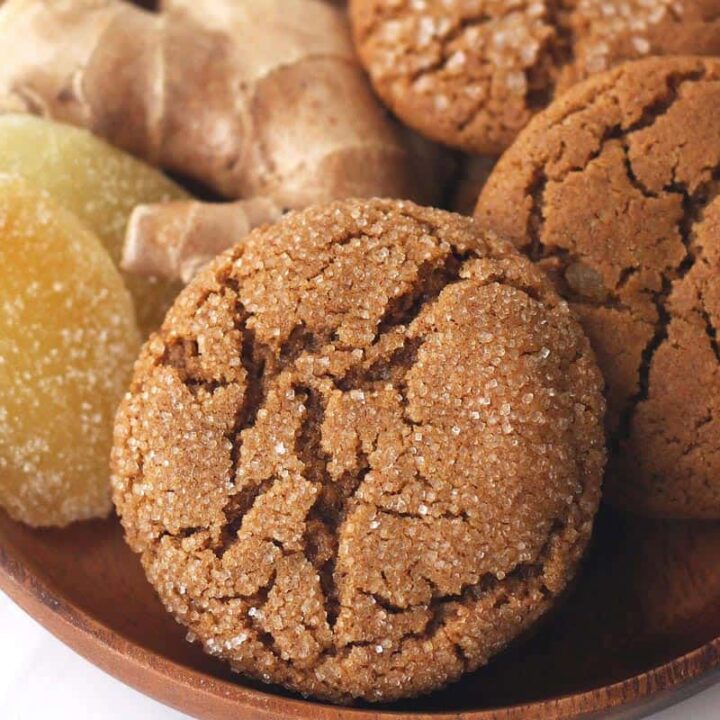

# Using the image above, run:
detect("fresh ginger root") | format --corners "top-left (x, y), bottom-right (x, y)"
top-left (0, 0), bottom-right (435, 208)
top-left (123, 198), bottom-right (282, 284)
top-left (0, 114), bottom-right (187, 335)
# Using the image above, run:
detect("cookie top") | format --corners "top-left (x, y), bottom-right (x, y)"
top-left (349, 0), bottom-right (720, 154)
top-left (112, 198), bottom-right (605, 703)
top-left (476, 56), bottom-right (720, 518)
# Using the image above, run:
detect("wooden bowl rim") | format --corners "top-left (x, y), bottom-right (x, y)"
top-left (2, 535), bottom-right (720, 720)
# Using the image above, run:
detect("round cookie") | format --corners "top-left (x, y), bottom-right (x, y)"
top-left (349, 0), bottom-right (720, 154)
top-left (112, 198), bottom-right (605, 703)
top-left (557, 0), bottom-right (720, 92)
top-left (475, 56), bottom-right (720, 518)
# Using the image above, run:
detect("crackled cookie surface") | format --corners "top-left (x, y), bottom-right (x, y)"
top-left (112, 199), bottom-right (604, 702)
top-left (349, 0), bottom-right (720, 153)
top-left (476, 56), bottom-right (720, 518)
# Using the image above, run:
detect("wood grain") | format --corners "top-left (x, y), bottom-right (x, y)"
top-left (1, 507), bottom-right (720, 719)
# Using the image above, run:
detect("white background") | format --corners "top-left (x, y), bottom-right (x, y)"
top-left (1, 591), bottom-right (719, 720)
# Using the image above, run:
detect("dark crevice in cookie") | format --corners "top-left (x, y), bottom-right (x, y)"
top-left (214, 480), bottom-right (273, 559)
top-left (620, 145), bottom-right (658, 199)
top-left (161, 337), bottom-right (229, 397)
top-left (304, 519), bottom-right (341, 629)
top-left (228, 323), bottom-right (267, 473)
top-left (337, 336), bottom-right (423, 392)
top-left (529, 70), bottom-right (706, 265)
top-left (294, 385), bottom-right (333, 493)
top-left (373, 249), bottom-right (473, 344)
top-left (184, 379), bottom-right (225, 398)
top-left (352, 512), bottom-right (568, 647)
top-left (614, 168), bottom-right (720, 445)
top-left (527, 168), bottom-right (549, 261)
top-left (629, 69), bottom-right (706, 133)
top-left (175, 526), bottom-right (203, 539)
top-left (162, 337), bottom-right (200, 374)
top-left (214, 300), bottom-right (274, 554)
top-left (616, 265), bottom-right (639, 292)
top-left (294, 385), bottom-right (346, 630)
top-left (701, 307), bottom-right (720, 364)
top-left (278, 323), bottom-right (317, 368)
top-left (365, 592), bottom-right (410, 616)
top-left (613, 281), bottom-right (671, 446)
top-left (310, 464), bottom-right (368, 629)
top-left (331, 561), bottom-right (552, 663)
top-left (376, 506), bottom-right (470, 523)
top-left (242, 581), bottom-right (291, 662)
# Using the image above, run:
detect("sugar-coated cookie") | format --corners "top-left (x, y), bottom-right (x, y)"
top-left (112, 198), bottom-right (605, 703)
top-left (350, 0), bottom-right (720, 153)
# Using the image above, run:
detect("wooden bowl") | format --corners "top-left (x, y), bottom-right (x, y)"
top-left (1, 506), bottom-right (720, 719)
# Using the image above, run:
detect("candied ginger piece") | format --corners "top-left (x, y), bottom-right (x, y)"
top-left (0, 176), bottom-right (141, 526)
top-left (0, 114), bottom-right (188, 334)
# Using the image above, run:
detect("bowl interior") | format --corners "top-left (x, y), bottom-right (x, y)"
top-left (2, 506), bottom-right (720, 716)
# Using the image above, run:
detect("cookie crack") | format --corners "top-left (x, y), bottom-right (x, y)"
top-left (214, 479), bottom-right (274, 559)
top-left (242, 576), bottom-right (287, 661)
top-left (701, 306), bottom-right (720, 364)
top-left (373, 248), bottom-right (474, 343)
top-left (228, 319), bottom-right (267, 474)
top-left (399, 5), bottom-right (562, 130)
top-left (293, 384), bottom-right (349, 632)
top-left (527, 166), bottom-right (549, 261)
top-left (615, 170), bottom-right (720, 444)
top-left (330, 516), bottom-right (567, 663)
top-left (337, 335), bottom-right (423, 393)
top-left (528, 70), bottom-right (707, 261)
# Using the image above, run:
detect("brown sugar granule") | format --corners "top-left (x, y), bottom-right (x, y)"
top-left (348, 0), bottom-right (720, 154)
top-left (112, 198), bottom-right (605, 703)
top-left (476, 56), bottom-right (720, 519)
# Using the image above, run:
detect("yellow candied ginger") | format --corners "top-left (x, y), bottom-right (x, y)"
top-left (0, 114), bottom-right (188, 335)
top-left (0, 176), bottom-right (141, 526)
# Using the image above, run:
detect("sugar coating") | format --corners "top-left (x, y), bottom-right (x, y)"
top-left (559, 0), bottom-right (720, 90)
top-left (0, 176), bottom-right (140, 527)
top-left (112, 198), bottom-right (605, 703)
top-left (476, 56), bottom-right (720, 518)
top-left (0, 114), bottom-right (187, 335)
top-left (348, 0), bottom-right (720, 154)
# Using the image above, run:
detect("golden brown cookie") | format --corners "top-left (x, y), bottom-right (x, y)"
top-left (112, 198), bottom-right (605, 703)
top-left (349, 0), bottom-right (720, 154)
top-left (476, 56), bottom-right (720, 519)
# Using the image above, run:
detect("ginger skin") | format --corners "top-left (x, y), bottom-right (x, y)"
top-left (0, 0), bottom-right (434, 208)
top-left (123, 198), bottom-right (282, 284)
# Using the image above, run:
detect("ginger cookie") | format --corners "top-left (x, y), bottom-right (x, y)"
top-left (476, 56), bottom-right (720, 519)
top-left (349, 0), bottom-right (720, 154)
top-left (112, 198), bottom-right (605, 703)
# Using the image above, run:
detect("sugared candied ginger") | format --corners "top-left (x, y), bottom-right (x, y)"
top-left (0, 114), bottom-right (187, 335)
top-left (0, 176), bottom-right (140, 526)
